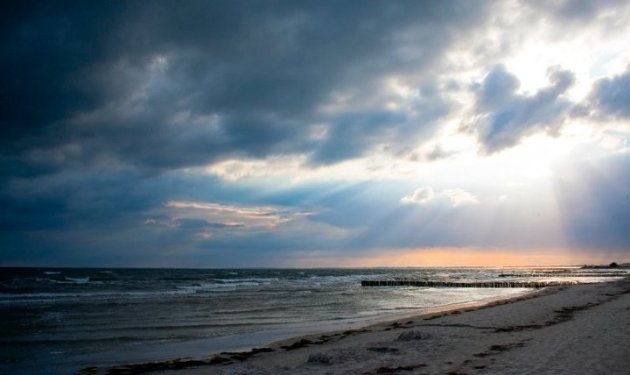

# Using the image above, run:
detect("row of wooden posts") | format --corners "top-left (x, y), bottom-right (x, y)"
top-left (360, 280), bottom-right (582, 288)
top-left (498, 273), bottom-right (624, 278)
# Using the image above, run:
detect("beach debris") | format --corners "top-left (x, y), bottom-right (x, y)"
top-left (473, 341), bottom-right (527, 358)
top-left (341, 328), bottom-right (368, 336)
top-left (367, 346), bottom-right (400, 354)
top-left (281, 338), bottom-right (313, 350)
top-left (77, 367), bottom-right (98, 375)
top-left (228, 353), bottom-right (250, 361)
top-left (372, 363), bottom-right (427, 373)
top-left (389, 322), bottom-right (402, 329)
top-left (494, 301), bottom-right (604, 333)
top-left (307, 352), bottom-right (333, 365)
top-left (209, 354), bottom-right (232, 364)
top-left (99, 358), bottom-right (213, 374)
top-left (384, 322), bottom-right (404, 331)
top-left (220, 347), bottom-right (275, 362)
top-left (251, 347), bottom-right (274, 354)
top-left (78, 354), bottom-right (241, 374)
top-left (397, 330), bottom-right (426, 341)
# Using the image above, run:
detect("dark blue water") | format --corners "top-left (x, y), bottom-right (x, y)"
top-left (0, 268), bottom-right (536, 374)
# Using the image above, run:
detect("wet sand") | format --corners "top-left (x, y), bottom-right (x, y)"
top-left (81, 277), bottom-right (630, 375)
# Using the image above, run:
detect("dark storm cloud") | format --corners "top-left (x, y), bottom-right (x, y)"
top-left (0, 168), bottom-right (159, 232)
top-left (1, 0), bottom-right (488, 174)
top-left (309, 110), bottom-right (408, 164)
top-left (589, 66), bottom-right (630, 119)
top-left (0, 2), bottom-right (130, 148)
top-left (0, 166), bottom-right (278, 265)
top-left (527, 0), bottom-right (628, 22)
top-left (310, 82), bottom-right (452, 164)
top-left (473, 65), bottom-right (575, 153)
top-left (0, 0), bottom-right (494, 265)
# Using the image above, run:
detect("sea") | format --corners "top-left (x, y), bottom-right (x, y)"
top-left (0, 267), bottom-right (623, 374)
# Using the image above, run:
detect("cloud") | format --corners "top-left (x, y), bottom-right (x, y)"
top-left (473, 65), bottom-right (575, 153)
top-left (149, 201), bottom-right (312, 241)
top-left (475, 64), bottom-right (520, 111)
top-left (526, 0), bottom-right (629, 23)
top-left (401, 187), bottom-right (435, 204)
top-left (589, 66), bottom-right (630, 119)
top-left (163, 200), bottom-right (312, 229)
top-left (0, 1), bottom-right (490, 175)
top-left (308, 86), bottom-right (453, 165)
top-left (0, 2), bottom-right (128, 145)
top-left (173, 218), bottom-right (241, 230)
top-left (401, 187), bottom-right (478, 207)
top-left (442, 188), bottom-right (479, 207)
top-left (424, 145), bottom-right (456, 161)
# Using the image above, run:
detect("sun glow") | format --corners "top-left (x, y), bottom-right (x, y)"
top-left (291, 247), bottom-right (612, 268)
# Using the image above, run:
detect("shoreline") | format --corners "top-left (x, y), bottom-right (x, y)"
top-left (79, 279), bottom-right (630, 374)
top-left (268, 286), bottom-right (542, 350)
top-left (79, 289), bottom-right (542, 374)
top-left (74, 288), bottom-right (541, 374)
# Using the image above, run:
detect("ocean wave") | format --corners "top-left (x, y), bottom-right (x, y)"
top-left (304, 274), bottom-right (385, 285)
top-left (29, 276), bottom-right (92, 285)
top-left (0, 289), bottom-right (190, 304)
top-left (0, 283), bottom-right (269, 304)
top-left (64, 276), bottom-right (90, 284)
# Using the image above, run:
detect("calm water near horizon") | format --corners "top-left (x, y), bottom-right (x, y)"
top-left (0, 267), bottom-right (624, 374)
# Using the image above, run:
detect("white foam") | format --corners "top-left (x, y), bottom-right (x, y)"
top-left (64, 277), bottom-right (90, 284)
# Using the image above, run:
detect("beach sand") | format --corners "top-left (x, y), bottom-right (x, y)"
top-left (82, 277), bottom-right (630, 375)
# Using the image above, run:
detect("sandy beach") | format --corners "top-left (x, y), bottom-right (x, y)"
top-left (82, 277), bottom-right (630, 375)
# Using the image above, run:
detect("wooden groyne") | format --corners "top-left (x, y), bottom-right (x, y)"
top-left (498, 273), bottom-right (625, 278)
top-left (360, 280), bottom-right (581, 288)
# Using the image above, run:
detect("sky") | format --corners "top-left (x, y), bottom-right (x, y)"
top-left (1, 0), bottom-right (629, 268)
